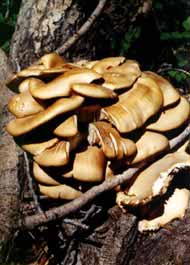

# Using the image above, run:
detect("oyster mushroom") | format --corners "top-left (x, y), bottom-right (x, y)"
top-left (6, 95), bottom-right (84, 136)
top-left (88, 121), bottom-right (136, 160)
top-left (144, 71), bottom-right (180, 107)
top-left (18, 78), bottom-right (45, 93)
top-left (72, 83), bottom-right (118, 99)
top-left (54, 115), bottom-right (78, 137)
top-left (116, 150), bottom-right (190, 208)
top-left (92, 57), bottom-right (125, 74)
top-left (100, 76), bottom-right (163, 133)
top-left (33, 162), bottom-right (60, 185)
top-left (138, 188), bottom-right (190, 232)
top-left (34, 141), bottom-right (70, 167)
top-left (130, 131), bottom-right (169, 164)
top-left (73, 146), bottom-right (106, 182)
top-left (39, 52), bottom-right (66, 68)
top-left (147, 97), bottom-right (190, 132)
top-left (29, 68), bottom-right (101, 99)
top-left (103, 60), bottom-right (141, 90)
top-left (22, 138), bottom-right (59, 155)
top-left (39, 184), bottom-right (82, 200)
top-left (8, 90), bottom-right (46, 118)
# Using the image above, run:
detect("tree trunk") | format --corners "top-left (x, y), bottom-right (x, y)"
top-left (0, 49), bottom-right (20, 263)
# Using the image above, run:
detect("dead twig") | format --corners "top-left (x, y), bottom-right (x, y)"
top-left (21, 124), bottom-right (190, 230)
top-left (56, 0), bottom-right (107, 55)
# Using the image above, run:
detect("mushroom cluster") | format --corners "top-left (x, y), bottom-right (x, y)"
top-left (6, 53), bottom-right (190, 232)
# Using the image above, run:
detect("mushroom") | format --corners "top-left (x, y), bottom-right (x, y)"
top-left (100, 76), bottom-right (163, 133)
top-left (33, 162), bottom-right (60, 185)
top-left (103, 60), bottom-right (141, 90)
top-left (72, 83), bottom-right (118, 99)
top-left (8, 90), bottom-right (46, 118)
top-left (143, 71), bottom-right (180, 107)
top-left (73, 146), bottom-right (106, 182)
top-left (92, 57), bottom-right (125, 74)
top-left (88, 121), bottom-right (136, 160)
top-left (147, 97), bottom-right (190, 132)
top-left (34, 141), bottom-right (70, 167)
top-left (6, 95), bottom-right (84, 136)
top-left (77, 104), bottom-right (101, 123)
top-left (138, 188), bottom-right (190, 232)
top-left (22, 138), bottom-right (59, 155)
top-left (39, 184), bottom-right (82, 200)
top-left (29, 68), bottom-right (101, 99)
top-left (38, 52), bottom-right (66, 68)
top-left (54, 115), bottom-right (78, 137)
top-left (130, 131), bottom-right (169, 164)
top-left (116, 150), bottom-right (190, 208)
top-left (18, 78), bottom-right (45, 93)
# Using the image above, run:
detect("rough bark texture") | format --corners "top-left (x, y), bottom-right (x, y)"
top-left (0, 49), bottom-right (20, 262)
top-left (10, 0), bottom-right (151, 69)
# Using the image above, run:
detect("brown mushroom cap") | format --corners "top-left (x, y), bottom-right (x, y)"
top-left (88, 121), bottom-right (136, 160)
top-left (130, 131), bottom-right (169, 164)
top-left (6, 95), bottom-right (84, 136)
top-left (33, 162), bottom-right (60, 185)
top-left (138, 188), bottom-right (190, 232)
top-left (29, 68), bottom-right (101, 99)
top-left (39, 53), bottom-right (66, 68)
top-left (116, 151), bottom-right (190, 207)
top-left (147, 96), bottom-right (190, 132)
top-left (18, 78), bottom-right (45, 93)
top-left (34, 141), bottom-right (70, 167)
top-left (8, 90), bottom-right (46, 118)
top-left (92, 57), bottom-right (125, 74)
top-left (73, 146), bottom-right (106, 182)
top-left (100, 76), bottom-right (163, 133)
top-left (54, 115), bottom-right (78, 137)
top-left (39, 184), bottom-right (82, 200)
top-left (22, 138), bottom-right (59, 155)
top-left (72, 83), bottom-right (118, 99)
top-left (144, 71), bottom-right (180, 107)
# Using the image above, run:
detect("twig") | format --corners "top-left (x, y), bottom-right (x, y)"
top-left (56, 0), bottom-right (107, 55)
top-left (22, 124), bottom-right (190, 230)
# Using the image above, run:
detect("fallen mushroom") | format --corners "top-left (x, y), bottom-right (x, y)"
top-left (92, 57), bottom-right (125, 74)
top-left (72, 83), bottom-right (118, 99)
top-left (22, 138), bottom-right (59, 156)
top-left (8, 90), bottom-right (46, 118)
top-left (116, 150), bottom-right (190, 208)
top-left (143, 71), bottom-right (180, 107)
top-left (130, 131), bottom-right (169, 164)
top-left (138, 188), bottom-right (190, 232)
top-left (147, 96), bottom-right (190, 132)
top-left (73, 146), bottom-right (106, 182)
top-left (88, 121), bottom-right (136, 160)
top-left (34, 141), bottom-right (70, 167)
top-left (54, 115), bottom-right (78, 137)
top-left (6, 95), bottom-right (84, 136)
top-left (39, 184), bottom-right (82, 200)
top-left (29, 68), bottom-right (101, 99)
top-left (100, 76), bottom-right (163, 133)
top-left (33, 162), bottom-right (60, 185)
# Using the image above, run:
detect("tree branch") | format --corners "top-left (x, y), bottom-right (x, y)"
top-left (22, 124), bottom-right (190, 230)
top-left (56, 0), bottom-right (107, 55)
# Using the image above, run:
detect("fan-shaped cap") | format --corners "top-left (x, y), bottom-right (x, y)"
top-left (29, 68), bottom-right (101, 99)
top-left (39, 184), bottom-right (82, 200)
top-left (144, 71), bottom-right (180, 107)
top-left (39, 53), bottom-right (66, 68)
top-left (54, 115), bottom-right (78, 137)
top-left (92, 57), bottom-right (125, 74)
top-left (33, 162), bottom-right (60, 185)
top-left (147, 97), bottom-right (190, 132)
top-left (73, 146), bottom-right (106, 182)
top-left (22, 138), bottom-right (59, 155)
top-left (34, 141), bottom-right (70, 167)
top-left (6, 95), bottom-right (84, 136)
top-left (18, 78), bottom-right (45, 93)
top-left (100, 76), bottom-right (163, 133)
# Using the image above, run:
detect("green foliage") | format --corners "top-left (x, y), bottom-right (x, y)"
top-left (0, 0), bottom-right (21, 53)
top-left (120, 25), bottom-right (141, 55)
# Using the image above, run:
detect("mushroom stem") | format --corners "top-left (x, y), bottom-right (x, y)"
top-left (22, 124), bottom-right (190, 230)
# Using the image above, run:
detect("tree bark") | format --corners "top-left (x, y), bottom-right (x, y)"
top-left (0, 49), bottom-right (20, 263)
